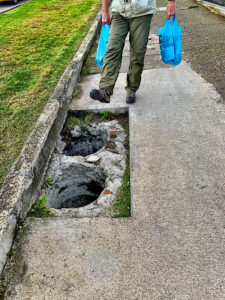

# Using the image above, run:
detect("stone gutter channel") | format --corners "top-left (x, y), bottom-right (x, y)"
top-left (0, 8), bottom-right (122, 276)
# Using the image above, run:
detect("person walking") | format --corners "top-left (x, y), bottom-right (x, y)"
top-left (90, 0), bottom-right (176, 104)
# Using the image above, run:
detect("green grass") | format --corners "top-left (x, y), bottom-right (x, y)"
top-left (65, 111), bottom-right (120, 130)
top-left (27, 195), bottom-right (53, 218)
top-left (113, 118), bottom-right (130, 218)
top-left (65, 112), bottom-right (94, 130)
top-left (113, 160), bottom-right (131, 218)
top-left (100, 111), bottom-right (119, 121)
top-left (66, 115), bottom-right (84, 130)
top-left (0, 0), bottom-right (101, 188)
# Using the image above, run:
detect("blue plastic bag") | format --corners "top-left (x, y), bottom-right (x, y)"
top-left (158, 16), bottom-right (182, 66)
top-left (95, 24), bottom-right (111, 67)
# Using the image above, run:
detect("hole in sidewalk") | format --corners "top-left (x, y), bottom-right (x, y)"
top-left (29, 110), bottom-right (131, 218)
top-left (63, 128), bottom-right (107, 157)
top-left (47, 175), bottom-right (105, 209)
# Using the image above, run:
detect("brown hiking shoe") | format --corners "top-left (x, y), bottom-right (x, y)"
top-left (90, 88), bottom-right (111, 103)
top-left (126, 91), bottom-right (136, 104)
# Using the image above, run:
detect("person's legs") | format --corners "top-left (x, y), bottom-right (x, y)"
top-left (99, 12), bottom-right (129, 94)
top-left (126, 14), bottom-right (152, 95)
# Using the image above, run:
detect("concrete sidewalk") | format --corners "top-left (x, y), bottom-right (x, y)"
top-left (3, 5), bottom-right (225, 300)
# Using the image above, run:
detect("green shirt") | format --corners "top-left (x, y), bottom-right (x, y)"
top-left (112, 0), bottom-right (157, 18)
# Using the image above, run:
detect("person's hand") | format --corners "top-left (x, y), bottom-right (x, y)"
top-left (166, 0), bottom-right (176, 19)
top-left (102, 12), bottom-right (111, 25)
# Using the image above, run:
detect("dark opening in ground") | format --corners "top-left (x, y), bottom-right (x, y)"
top-left (46, 175), bottom-right (105, 209)
top-left (59, 179), bottom-right (103, 208)
top-left (63, 128), bottom-right (107, 157)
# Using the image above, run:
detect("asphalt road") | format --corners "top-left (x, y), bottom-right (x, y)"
top-left (0, 0), bottom-right (31, 13)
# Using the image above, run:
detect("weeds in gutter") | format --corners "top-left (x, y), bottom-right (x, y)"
top-left (66, 115), bottom-right (83, 130)
top-left (46, 178), bottom-right (53, 187)
top-left (28, 195), bottom-right (54, 218)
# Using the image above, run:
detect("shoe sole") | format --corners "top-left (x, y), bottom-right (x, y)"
top-left (90, 90), bottom-right (110, 104)
top-left (126, 98), bottom-right (136, 104)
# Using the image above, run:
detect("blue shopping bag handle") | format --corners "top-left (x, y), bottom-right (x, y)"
top-left (172, 15), bottom-right (178, 26)
top-left (166, 15), bottom-right (177, 24)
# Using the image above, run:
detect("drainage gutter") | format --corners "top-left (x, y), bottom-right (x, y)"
top-left (0, 9), bottom-right (102, 276)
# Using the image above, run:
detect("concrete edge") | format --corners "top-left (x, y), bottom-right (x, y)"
top-left (0, 0), bottom-right (32, 15)
top-left (69, 107), bottom-right (129, 114)
top-left (0, 9), bottom-right (102, 276)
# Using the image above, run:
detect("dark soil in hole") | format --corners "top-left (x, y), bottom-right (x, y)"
top-left (46, 172), bottom-right (105, 210)
top-left (61, 110), bottom-right (128, 157)
top-left (61, 110), bottom-right (128, 146)
top-left (59, 179), bottom-right (103, 208)
top-left (63, 128), bottom-right (107, 156)
top-left (61, 195), bottom-right (97, 208)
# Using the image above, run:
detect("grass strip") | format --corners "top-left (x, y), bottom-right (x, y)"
top-left (113, 159), bottom-right (131, 218)
top-left (0, 0), bottom-right (101, 188)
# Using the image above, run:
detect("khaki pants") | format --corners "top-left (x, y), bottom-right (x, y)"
top-left (99, 12), bottom-right (153, 94)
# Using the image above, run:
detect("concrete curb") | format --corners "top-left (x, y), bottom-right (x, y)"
top-left (0, 0), bottom-right (32, 14)
top-left (0, 9), bottom-right (102, 276)
top-left (197, 0), bottom-right (225, 17)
